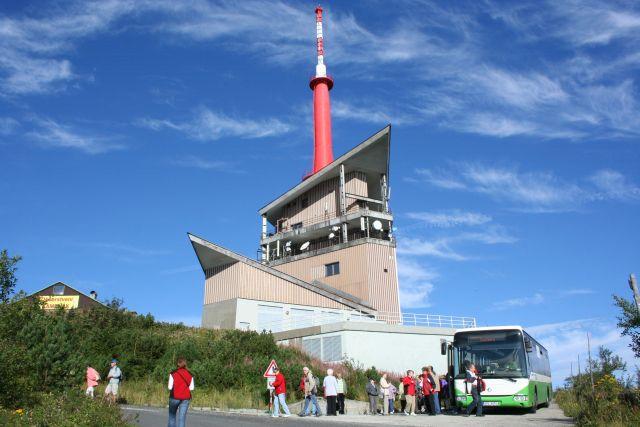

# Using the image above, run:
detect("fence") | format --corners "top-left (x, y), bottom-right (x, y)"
top-left (258, 310), bottom-right (476, 333)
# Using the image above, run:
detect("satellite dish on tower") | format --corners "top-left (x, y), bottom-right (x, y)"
top-left (285, 241), bottom-right (292, 247)
top-left (372, 220), bottom-right (383, 231)
top-left (328, 232), bottom-right (335, 239)
top-left (285, 246), bottom-right (292, 252)
top-left (300, 241), bottom-right (310, 251)
top-left (331, 225), bottom-right (340, 232)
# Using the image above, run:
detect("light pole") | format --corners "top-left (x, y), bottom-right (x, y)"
top-left (629, 274), bottom-right (640, 312)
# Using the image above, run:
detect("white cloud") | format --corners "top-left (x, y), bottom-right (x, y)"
top-left (561, 288), bottom-right (596, 296)
top-left (589, 169), bottom-right (640, 201)
top-left (0, 117), bottom-right (19, 135)
top-left (26, 117), bottom-right (123, 154)
top-left (171, 155), bottom-right (241, 173)
top-left (397, 226), bottom-right (516, 260)
top-left (406, 210), bottom-right (492, 228)
top-left (411, 163), bottom-right (640, 212)
top-left (397, 237), bottom-right (468, 261)
top-left (492, 293), bottom-right (544, 310)
top-left (397, 257), bottom-right (436, 309)
top-left (526, 318), bottom-right (635, 386)
top-left (137, 108), bottom-right (292, 141)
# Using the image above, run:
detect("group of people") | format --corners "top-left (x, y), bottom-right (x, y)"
top-left (85, 357), bottom-right (195, 427)
top-left (84, 359), bottom-right (122, 404)
top-left (366, 366), bottom-right (446, 416)
top-left (85, 359), bottom-right (485, 425)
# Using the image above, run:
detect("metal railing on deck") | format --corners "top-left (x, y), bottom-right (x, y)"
top-left (257, 310), bottom-right (476, 333)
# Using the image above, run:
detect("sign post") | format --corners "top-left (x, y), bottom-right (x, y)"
top-left (263, 360), bottom-right (279, 413)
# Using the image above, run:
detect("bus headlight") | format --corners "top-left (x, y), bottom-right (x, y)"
top-left (456, 396), bottom-right (467, 402)
top-left (513, 394), bottom-right (528, 402)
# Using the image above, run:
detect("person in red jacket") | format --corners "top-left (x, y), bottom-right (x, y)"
top-left (271, 367), bottom-right (291, 418)
top-left (402, 370), bottom-right (417, 416)
top-left (422, 368), bottom-right (436, 416)
top-left (167, 357), bottom-right (194, 427)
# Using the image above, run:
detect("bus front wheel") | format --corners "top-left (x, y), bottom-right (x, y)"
top-left (528, 390), bottom-right (538, 414)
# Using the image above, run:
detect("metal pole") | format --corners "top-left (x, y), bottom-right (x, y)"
top-left (629, 274), bottom-right (640, 312)
top-left (587, 332), bottom-right (594, 392)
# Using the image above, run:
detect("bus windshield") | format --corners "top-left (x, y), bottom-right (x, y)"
top-left (454, 330), bottom-right (527, 379)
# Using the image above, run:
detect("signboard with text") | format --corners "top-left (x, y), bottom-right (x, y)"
top-left (39, 295), bottom-right (79, 310)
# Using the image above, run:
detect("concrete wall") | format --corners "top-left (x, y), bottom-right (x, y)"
top-left (202, 299), bottom-right (238, 329)
top-left (275, 322), bottom-right (454, 377)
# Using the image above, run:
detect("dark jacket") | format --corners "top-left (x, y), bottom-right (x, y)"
top-left (366, 382), bottom-right (378, 396)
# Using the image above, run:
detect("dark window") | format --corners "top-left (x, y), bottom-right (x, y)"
top-left (301, 198), bottom-right (309, 208)
top-left (292, 222), bottom-right (303, 230)
top-left (52, 284), bottom-right (65, 295)
top-left (383, 268), bottom-right (388, 273)
top-left (325, 262), bottom-right (340, 277)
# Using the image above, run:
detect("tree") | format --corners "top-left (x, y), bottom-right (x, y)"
top-left (0, 249), bottom-right (22, 304)
top-left (614, 294), bottom-right (640, 358)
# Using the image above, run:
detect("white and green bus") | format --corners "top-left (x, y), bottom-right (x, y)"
top-left (448, 326), bottom-right (552, 412)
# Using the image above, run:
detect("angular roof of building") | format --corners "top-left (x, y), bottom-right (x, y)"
top-left (259, 125), bottom-right (391, 224)
top-left (188, 233), bottom-right (376, 314)
top-left (28, 281), bottom-right (109, 308)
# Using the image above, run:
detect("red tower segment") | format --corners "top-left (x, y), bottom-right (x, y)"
top-left (310, 6), bottom-right (334, 174)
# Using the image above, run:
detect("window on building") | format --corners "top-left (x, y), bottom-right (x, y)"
top-left (322, 335), bottom-right (342, 362)
top-left (325, 262), bottom-right (340, 277)
top-left (257, 304), bottom-right (283, 333)
top-left (52, 284), bottom-right (65, 295)
top-left (292, 222), bottom-right (303, 230)
top-left (302, 338), bottom-right (321, 360)
top-left (301, 198), bottom-right (309, 208)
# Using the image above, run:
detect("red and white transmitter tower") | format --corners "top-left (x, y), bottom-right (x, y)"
top-left (310, 6), bottom-right (334, 174)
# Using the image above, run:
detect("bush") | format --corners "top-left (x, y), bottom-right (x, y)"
top-left (0, 391), bottom-right (130, 426)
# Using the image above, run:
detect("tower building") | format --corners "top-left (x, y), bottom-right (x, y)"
top-left (190, 6), bottom-right (400, 331)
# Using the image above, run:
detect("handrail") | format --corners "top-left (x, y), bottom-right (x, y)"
top-left (257, 310), bottom-right (477, 333)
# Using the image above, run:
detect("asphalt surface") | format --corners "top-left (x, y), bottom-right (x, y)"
top-left (121, 404), bottom-right (574, 426)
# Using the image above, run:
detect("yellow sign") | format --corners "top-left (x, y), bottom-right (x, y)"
top-left (39, 295), bottom-right (80, 310)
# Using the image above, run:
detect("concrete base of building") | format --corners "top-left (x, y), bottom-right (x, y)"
top-left (273, 321), bottom-right (455, 375)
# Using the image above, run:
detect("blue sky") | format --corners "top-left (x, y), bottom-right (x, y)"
top-left (1, 0), bottom-right (639, 384)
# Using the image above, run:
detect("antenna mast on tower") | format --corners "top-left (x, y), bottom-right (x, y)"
top-left (309, 6), bottom-right (334, 175)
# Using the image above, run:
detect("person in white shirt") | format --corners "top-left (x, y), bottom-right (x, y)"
top-left (104, 359), bottom-right (122, 404)
top-left (323, 369), bottom-right (339, 416)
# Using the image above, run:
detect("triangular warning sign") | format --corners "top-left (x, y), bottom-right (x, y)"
top-left (263, 359), bottom-right (278, 378)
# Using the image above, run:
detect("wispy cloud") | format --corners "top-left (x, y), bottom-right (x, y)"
top-left (26, 117), bottom-right (123, 154)
top-left (493, 293), bottom-right (544, 310)
top-left (159, 265), bottom-right (201, 276)
top-left (411, 163), bottom-right (640, 212)
top-left (0, 117), bottom-right (19, 136)
top-left (397, 257), bottom-right (436, 308)
top-left (397, 226), bottom-right (516, 260)
top-left (406, 210), bottom-right (492, 228)
top-left (82, 242), bottom-right (170, 258)
top-left (137, 107), bottom-right (292, 141)
top-left (170, 155), bottom-right (242, 173)
top-left (561, 288), bottom-right (596, 296)
top-left (526, 317), bottom-right (635, 385)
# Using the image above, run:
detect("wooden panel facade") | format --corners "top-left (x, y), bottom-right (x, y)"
top-left (276, 171), bottom-right (368, 232)
top-left (204, 262), bottom-right (350, 310)
top-left (273, 241), bottom-right (400, 316)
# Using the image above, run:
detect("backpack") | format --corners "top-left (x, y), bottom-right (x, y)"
top-left (478, 378), bottom-right (487, 392)
top-left (311, 376), bottom-right (320, 394)
top-left (398, 381), bottom-right (405, 396)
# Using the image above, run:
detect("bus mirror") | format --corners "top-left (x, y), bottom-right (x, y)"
top-left (440, 341), bottom-right (447, 355)
top-left (525, 337), bottom-right (533, 352)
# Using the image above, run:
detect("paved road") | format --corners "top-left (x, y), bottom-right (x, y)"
top-left (122, 404), bottom-right (573, 426)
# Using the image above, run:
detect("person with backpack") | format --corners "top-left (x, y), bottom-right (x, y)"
top-left (428, 366), bottom-right (442, 414)
top-left (323, 369), bottom-right (338, 416)
top-left (301, 367), bottom-right (322, 417)
top-left (401, 370), bottom-right (416, 416)
top-left (271, 367), bottom-right (291, 418)
top-left (365, 378), bottom-right (378, 415)
top-left (462, 362), bottom-right (484, 417)
top-left (336, 372), bottom-right (346, 415)
top-left (167, 357), bottom-right (194, 427)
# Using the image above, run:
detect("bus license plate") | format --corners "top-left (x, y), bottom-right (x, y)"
top-left (483, 402), bottom-right (501, 406)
